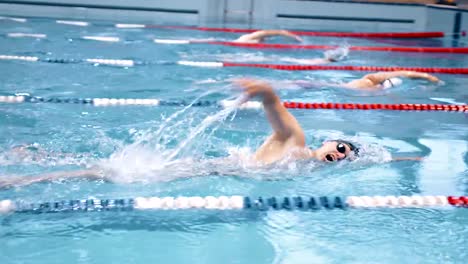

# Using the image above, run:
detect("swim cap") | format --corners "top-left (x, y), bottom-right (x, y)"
top-left (381, 77), bottom-right (402, 89)
top-left (324, 46), bottom-right (349, 62)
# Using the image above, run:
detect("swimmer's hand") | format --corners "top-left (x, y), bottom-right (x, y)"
top-left (234, 79), bottom-right (277, 104)
top-left (405, 72), bottom-right (440, 83)
top-left (282, 30), bottom-right (303, 42)
top-left (292, 35), bottom-right (303, 42)
top-left (425, 74), bottom-right (440, 83)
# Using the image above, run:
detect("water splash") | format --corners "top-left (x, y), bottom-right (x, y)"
top-left (98, 92), bottom-right (247, 183)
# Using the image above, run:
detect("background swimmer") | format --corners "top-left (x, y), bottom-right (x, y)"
top-left (280, 46), bottom-right (349, 65)
top-left (294, 71), bottom-right (441, 90)
top-left (234, 30), bottom-right (303, 43)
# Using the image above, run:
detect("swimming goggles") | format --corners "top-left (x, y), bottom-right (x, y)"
top-left (325, 141), bottom-right (359, 162)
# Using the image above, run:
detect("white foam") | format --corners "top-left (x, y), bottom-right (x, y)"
top-left (56, 20), bottom-right (89, 26)
top-left (115, 23), bottom-right (145, 28)
top-left (154, 38), bottom-right (190, 44)
top-left (430, 97), bottom-right (465, 105)
top-left (85, 58), bottom-right (134, 67)
top-left (0, 55), bottom-right (39, 61)
top-left (0, 16), bottom-right (26, 23)
top-left (177, 60), bottom-right (223, 67)
top-left (7, 33), bottom-right (46, 38)
top-left (0, 200), bottom-right (15, 214)
top-left (97, 92), bottom-right (245, 183)
top-left (82, 36), bottom-right (120, 42)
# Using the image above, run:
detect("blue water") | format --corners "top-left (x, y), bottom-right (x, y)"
top-left (0, 17), bottom-right (467, 264)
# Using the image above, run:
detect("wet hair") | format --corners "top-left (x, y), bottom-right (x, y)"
top-left (332, 140), bottom-right (359, 157)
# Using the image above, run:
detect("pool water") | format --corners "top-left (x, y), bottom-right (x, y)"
top-left (0, 17), bottom-right (467, 264)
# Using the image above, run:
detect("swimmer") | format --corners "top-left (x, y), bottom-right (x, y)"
top-left (0, 79), bottom-right (421, 189)
top-left (280, 46), bottom-right (349, 65)
top-left (196, 30), bottom-right (345, 65)
top-left (234, 30), bottom-right (303, 43)
top-left (295, 71), bottom-right (441, 90)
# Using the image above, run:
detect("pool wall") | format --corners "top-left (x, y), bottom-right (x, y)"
top-left (0, 0), bottom-right (466, 34)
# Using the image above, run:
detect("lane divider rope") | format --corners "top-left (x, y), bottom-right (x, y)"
top-left (0, 195), bottom-right (466, 214)
top-left (0, 95), bottom-right (466, 112)
top-left (206, 41), bottom-right (468, 53)
top-left (1, 55), bottom-right (468, 74)
top-left (221, 62), bottom-right (468, 74)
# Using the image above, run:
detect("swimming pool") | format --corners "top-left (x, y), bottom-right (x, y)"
top-left (0, 16), bottom-right (467, 263)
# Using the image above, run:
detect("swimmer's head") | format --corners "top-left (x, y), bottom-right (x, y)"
top-left (312, 140), bottom-right (359, 163)
top-left (324, 46), bottom-right (349, 62)
top-left (381, 77), bottom-right (402, 89)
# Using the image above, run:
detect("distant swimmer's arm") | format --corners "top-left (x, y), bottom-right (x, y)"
top-left (281, 57), bottom-right (332, 65)
top-left (363, 71), bottom-right (440, 85)
top-left (344, 71), bottom-right (441, 90)
top-left (235, 79), bottom-right (305, 143)
top-left (391, 156), bottom-right (424, 162)
top-left (236, 30), bottom-right (303, 43)
top-left (0, 168), bottom-right (106, 189)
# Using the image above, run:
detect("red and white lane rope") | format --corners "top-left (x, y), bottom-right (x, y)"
top-left (221, 62), bottom-right (468, 74)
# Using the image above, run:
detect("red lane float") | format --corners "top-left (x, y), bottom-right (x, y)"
top-left (280, 102), bottom-right (468, 112)
top-left (147, 25), bottom-right (447, 38)
top-left (448, 196), bottom-right (468, 206)
top-left (209, 41), bottom-right (468, 53)
top-left (222, 62), bottom-right (468, 74)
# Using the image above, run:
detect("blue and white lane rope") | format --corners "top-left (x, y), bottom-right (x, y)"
top-left (0, 196), bottom-right (466, 214)
top-left (0, 95), bottom-right (261, 109)
top-left (0, 55), bottom-right (221, 68)
top-left (2, 96), bottom-right (467, 112)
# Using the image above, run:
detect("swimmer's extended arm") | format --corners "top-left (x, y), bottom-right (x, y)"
top-left (235, 79), bottom-right (305, 143)
top-left (0, 169), bottom-right (106, 189)
top-left (238, 30), bottom-right (303, 43)
top-left (363, 71), bottom-right (440, 85)
top-left (344, 71), bottom-right (441, 90)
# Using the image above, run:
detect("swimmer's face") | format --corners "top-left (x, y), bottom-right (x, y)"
top-left (315, 141), bottom-right (354, 162)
